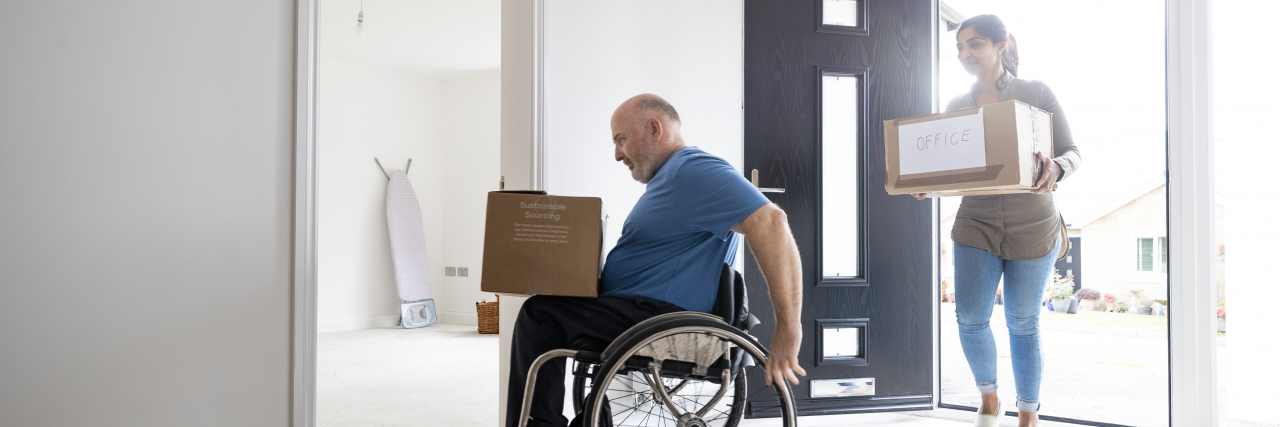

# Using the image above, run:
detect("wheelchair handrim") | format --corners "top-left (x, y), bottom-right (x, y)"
top-left (587, 325), bottom-right (797, 427)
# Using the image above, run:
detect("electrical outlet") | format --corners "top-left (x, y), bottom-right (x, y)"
top-left (445, 267), bottom-right (456, 276)
top-left (458, 267), bottom-right (469, 277)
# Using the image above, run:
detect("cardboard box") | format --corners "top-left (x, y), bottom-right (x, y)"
top-left (883, 100), bottom-right (1053, 196)
top-left (480, 191), bottom-right (607, 297)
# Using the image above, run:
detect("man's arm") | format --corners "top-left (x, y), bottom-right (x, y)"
top-left (731, 203), bottom-right (806, 387)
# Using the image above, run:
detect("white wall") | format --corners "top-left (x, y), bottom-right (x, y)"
top-left (317, 57), bottom-right (447, 332)
top-left (543, 1), bottom-right (745, 252)
top-left (498, 1), bottom-right (744, 424)
top-left (439, 69), bottom-right (504, 325)
top-left (0, 1), bottom-right (295, 425)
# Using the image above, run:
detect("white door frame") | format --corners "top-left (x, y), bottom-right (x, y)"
top-left (292, 0), bottom-right (320, 426)
top-left (1166, 0), bottom-right (1218, 425)
top-left (288, 0), bottom-right (1220, 425)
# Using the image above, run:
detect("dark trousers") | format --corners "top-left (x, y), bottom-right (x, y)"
top-left (506, 295), bottom-right (684, 427)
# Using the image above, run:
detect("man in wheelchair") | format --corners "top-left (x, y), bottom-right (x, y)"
top-left (507, 94), bottom-right (806, 427)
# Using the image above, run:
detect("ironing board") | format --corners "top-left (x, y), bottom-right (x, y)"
top-left (386, 168), bottom-right (437, 328)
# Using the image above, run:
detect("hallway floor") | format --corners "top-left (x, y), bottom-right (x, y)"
top-left (317, 323), bottom-right (1078, 427)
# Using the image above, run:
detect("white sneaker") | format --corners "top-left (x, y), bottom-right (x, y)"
top-left (974, 397), bottom-right (1004, 427)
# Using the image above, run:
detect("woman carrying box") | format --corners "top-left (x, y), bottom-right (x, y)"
top-left (914, 14), bottom-right (1081, 427)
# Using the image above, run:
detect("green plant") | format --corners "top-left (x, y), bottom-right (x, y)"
top-left (1139, 298), bottom-right (1154, 308)
top-left (1046, 272), bottom-right (1075, 300)
top-left (1153, 299), bottom-right (1167, 306)
top-left (1115, 301), bottom-right (1129, 313)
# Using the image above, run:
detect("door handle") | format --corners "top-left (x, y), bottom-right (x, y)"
top-left (751, 169), bottom-right (786, 193)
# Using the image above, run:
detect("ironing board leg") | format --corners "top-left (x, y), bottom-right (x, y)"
top-left (401, 299), bottom-right (438, 328)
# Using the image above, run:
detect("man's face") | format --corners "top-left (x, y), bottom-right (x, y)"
top-left (611, 111), bottom-right (663, 184)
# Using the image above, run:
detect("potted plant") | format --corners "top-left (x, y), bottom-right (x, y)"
top-left (1076, 288), bottom-right (1101, 312)
top-left (1047, 272), bottom-right (1075, 314)
top-left (1115, 300), bottom-right (1128, 313)
top-left (1139, 298), bottom-right (1155, 315)
top-left (1103, 293), bottom-right (1117, 312)
top-left (1217, 304), bottom-right (1226, 333)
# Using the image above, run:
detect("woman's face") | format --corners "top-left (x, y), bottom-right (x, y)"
top-left (956, 27), bottom-right (1005, 76)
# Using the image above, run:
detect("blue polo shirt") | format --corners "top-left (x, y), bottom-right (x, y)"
top-left (600, 147), bottom-right (771, 313)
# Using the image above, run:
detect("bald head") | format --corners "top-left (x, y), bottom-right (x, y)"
top-left (610, 94), bottom-right (686, 184)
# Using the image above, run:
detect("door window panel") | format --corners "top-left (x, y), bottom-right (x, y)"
top-left (821, 0), bottom-right (858, 27)
top-left (820, 73), bottom-right (861, 280)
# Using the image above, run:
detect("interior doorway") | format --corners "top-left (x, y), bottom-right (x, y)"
top-left (312, 0), bottom-right (503, 426)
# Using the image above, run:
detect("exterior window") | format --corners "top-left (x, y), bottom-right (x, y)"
top-left (1136, 237), bottom-right (1168, 273)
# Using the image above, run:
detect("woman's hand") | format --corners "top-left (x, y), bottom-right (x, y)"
top-left (911, 193), bottom-right (930, 200)
top-left (1032, 152), bottom-right (1061, 194)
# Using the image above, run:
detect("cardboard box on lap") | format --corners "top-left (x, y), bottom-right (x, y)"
top-left (883, 100), bottom-right (1053, 196)
top-left (480, 191), bottom-right (607, 297)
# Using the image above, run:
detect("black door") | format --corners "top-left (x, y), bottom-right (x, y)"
top-left (742, 0), bottom-right (935, 417)
top-left (1054, 237), bottom-right (1082, 292)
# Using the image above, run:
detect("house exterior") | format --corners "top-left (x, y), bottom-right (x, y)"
top-left (1068, 179), bottom-right (1226, 304)
top-left (940, 175), bottom-right (1226, 305)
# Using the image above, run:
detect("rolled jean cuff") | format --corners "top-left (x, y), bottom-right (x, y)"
top-left (1016, 398), bottom-right (1040, 413)
top-left (975, 381), bottom-right (998, 395)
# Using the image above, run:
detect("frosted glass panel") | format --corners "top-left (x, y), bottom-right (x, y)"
top-left (822, 74), bottom-right (859, 278)
top-left (822, 326), bottom-right (861, 358)
top-left (822, 0), bottom-right (858, 27)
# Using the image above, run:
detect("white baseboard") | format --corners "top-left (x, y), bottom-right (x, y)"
top-left (439, 309), bottom-right (478, 326)
top-left (318, 314), bottom-right (400, 333)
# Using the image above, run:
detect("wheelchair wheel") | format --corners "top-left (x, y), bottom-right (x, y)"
top-left (573, 362), bottom-right (745, 427)
top-left (581, 318), bottom-right (797, 427)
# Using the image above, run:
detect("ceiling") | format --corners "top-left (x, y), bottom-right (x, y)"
top-left (320, 0), bottom-right (500, 76)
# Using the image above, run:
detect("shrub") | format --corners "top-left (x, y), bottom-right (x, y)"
top-left (1217, 305), bottom-right (1226, 318)
top-left (1139, 298), bottom-right (1154, 308)
top-left (1103, 293), bottom-right (1117, 303)
top-left (1076, 288), bottom-right (1101, 300)
top-left (1046, 272), bottom-right (1075, 300)
top-left (1115, 301), bottom-right (1129, 313)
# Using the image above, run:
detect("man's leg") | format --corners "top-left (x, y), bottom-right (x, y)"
top-left (506, 296), bottom-right (682, 427)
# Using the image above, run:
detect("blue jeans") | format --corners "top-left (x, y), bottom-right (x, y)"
top-left (954, 240), bottom-right (1059, 413)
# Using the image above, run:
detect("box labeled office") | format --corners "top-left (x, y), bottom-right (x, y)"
top-left (883, 100), bottom-right (1053, 196)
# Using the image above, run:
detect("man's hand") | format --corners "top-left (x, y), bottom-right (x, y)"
top-left (1031, 152), bottom-right (1061, 194)
top-left (765, 324), bottom-right (806, 386)
top-left (732, 204), bottom-right (806, 387)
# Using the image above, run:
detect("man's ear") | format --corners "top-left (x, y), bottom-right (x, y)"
top-left (648, 118), bottom-right (662, 138)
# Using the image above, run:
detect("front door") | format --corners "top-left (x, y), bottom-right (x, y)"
top-left (742, 0), bottom-right (935, 417)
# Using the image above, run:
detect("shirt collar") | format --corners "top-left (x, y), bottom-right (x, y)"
top-left (966, 69), bottom-right (1015, 102)
top-left (995, 68), bottom-right (1014, 91)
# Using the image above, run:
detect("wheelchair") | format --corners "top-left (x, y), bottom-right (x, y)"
top-left (516, 264), bottom-right (799, 427)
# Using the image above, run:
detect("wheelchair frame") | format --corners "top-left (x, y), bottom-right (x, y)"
top-left (516, 312), bottom-right (798, 427)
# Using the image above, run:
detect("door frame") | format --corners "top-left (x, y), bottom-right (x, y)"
top-left (929, 0), bottom-right (1218, 425)
top-left (287, 0), bottom-right (1218, 425)
top-left (292, 0), bottom-right (320, 426)
top-left (1165, 0), bottom-right (1218, 425)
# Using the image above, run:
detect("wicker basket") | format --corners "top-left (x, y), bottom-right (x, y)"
top-left (476, 300), bottom-right (500, 334)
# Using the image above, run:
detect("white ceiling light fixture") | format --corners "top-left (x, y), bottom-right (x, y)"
top-left (355, 0), bottom-right (365, 35)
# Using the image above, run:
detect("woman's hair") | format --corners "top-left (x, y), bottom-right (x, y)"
top-left (957, 14), bottom-right (1019, 77)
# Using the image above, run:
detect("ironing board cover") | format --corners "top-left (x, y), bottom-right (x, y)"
top-left (386, 169), bottom-right (432, 302)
